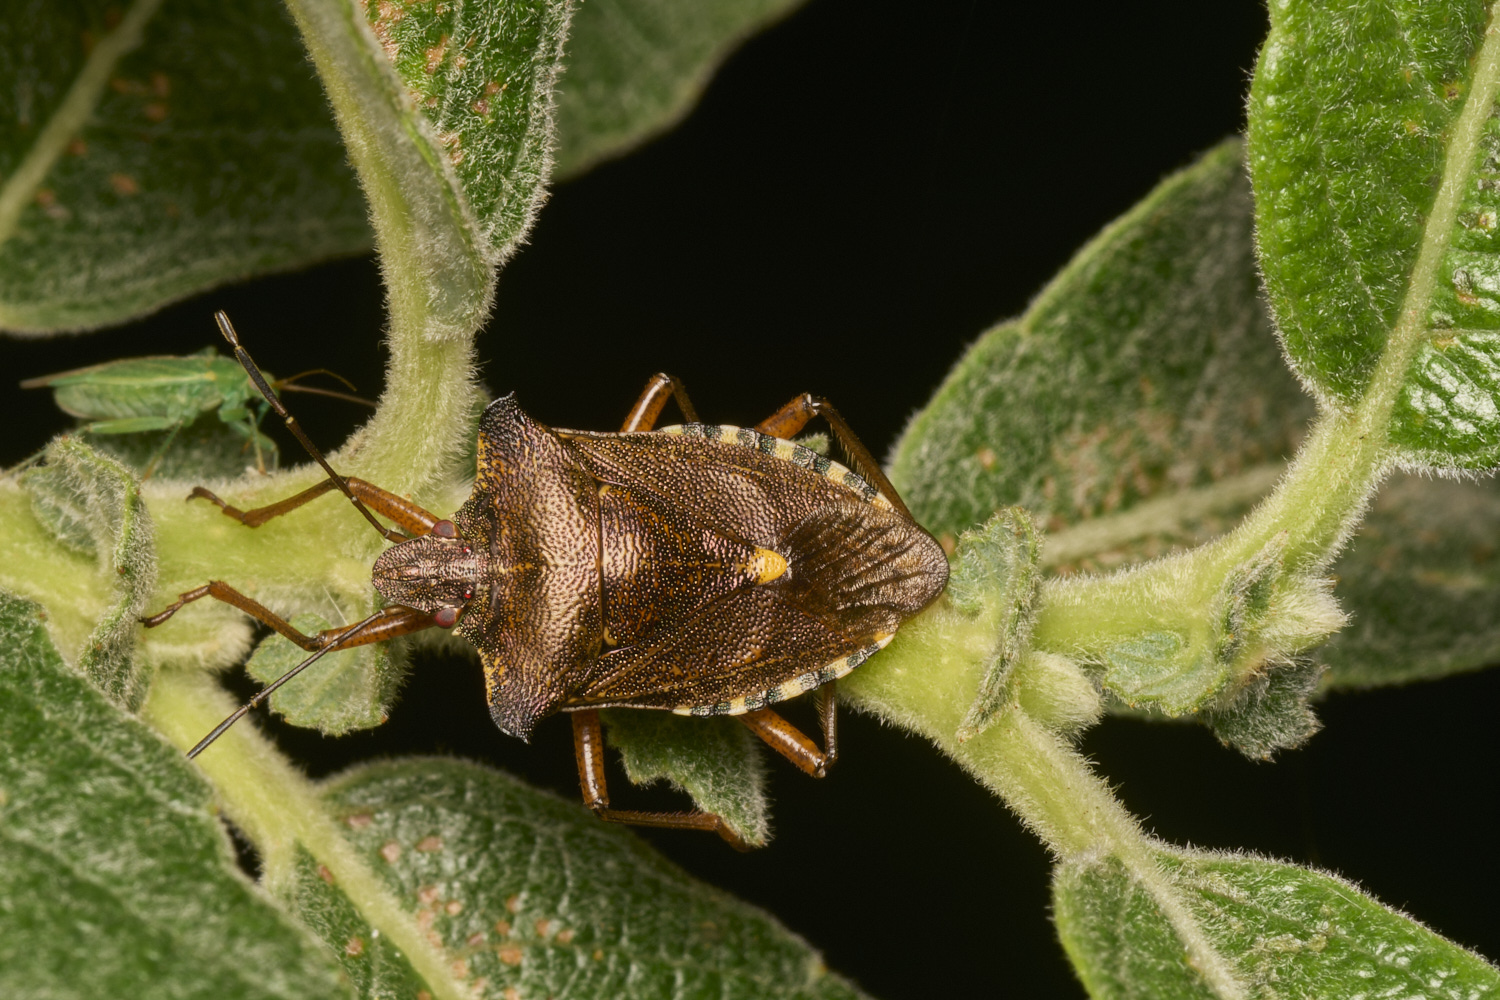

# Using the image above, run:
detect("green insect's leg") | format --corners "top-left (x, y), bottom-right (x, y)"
top-left (78, 416), bottom-right (180, 435)
top-left (139, 421), bottom-right (185, 480)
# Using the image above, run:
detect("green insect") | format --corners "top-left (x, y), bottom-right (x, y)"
top-left (23, 347), bottom-right (368, 478)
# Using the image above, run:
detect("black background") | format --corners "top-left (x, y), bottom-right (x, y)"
top-left (5, 1), bottom-right (1500, 996)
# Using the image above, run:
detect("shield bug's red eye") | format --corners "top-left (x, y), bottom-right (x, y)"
top-left (433, 607), bottom-right (459, 628)
top-left (431, 519), bottom-right (457, 538)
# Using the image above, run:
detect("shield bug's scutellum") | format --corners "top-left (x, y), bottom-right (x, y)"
top-left (143, 311), bottom-right (949, 848)
top-left (22, 348), bottom-right (372, 477)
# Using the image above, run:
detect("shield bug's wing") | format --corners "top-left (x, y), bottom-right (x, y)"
top-left (453, 395), bottom-right (603, 740)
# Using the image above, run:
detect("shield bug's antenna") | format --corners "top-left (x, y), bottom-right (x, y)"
top-left (186, 611), bottom-right (386, 759)
top-left (212, 311), bottom-right (404, 542)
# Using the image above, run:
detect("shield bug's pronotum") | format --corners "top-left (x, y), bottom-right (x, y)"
top-left (22, 347), bottom-right (371, 477)
top-left (143, 312), bottom-right (949, 847)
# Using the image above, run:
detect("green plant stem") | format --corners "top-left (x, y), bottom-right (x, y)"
top-left (143, 666), bottom-right (475, 1000)
top-left (843, 613), bottom-right (1246, 997)
top-left (279, 0), bottom-right (485, 498)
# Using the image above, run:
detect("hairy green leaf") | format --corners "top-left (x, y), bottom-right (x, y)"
top-left (890, 139), bottom-right (1312, 544)
top-left (1249, 0), bottom-right (1500, 469)
top-left (316, 757), bottom-right (867, 1000)
top-left (1054, 847), bottom-right (1500, 1000)
top-left (0, 0), bottom-right (370, 333)
top-left (601, 708), bottom-right (770, 847)
top-left (554, 0), bottom-right (805, 178)
top-left (1320, 472), bottom-right (1500, 689)
top-left (0, 591), bottom-right (349, 999)
top-left (247, 613), bottom-right (406, 735)
top-left (20, 437), bottom-right (156, 709)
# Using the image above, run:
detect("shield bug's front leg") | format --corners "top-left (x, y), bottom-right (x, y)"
top-left (738, 684), bottom-right (840, 779)
top-left (620, 372), bottom-right (700, 431)
top-left (570, 709), bottom-right (750, 850)
top-left (189, 475), bottom-right (445, 538)
top-left (756, 393), bottom-right (915, 521)
top-left (141, 582), bottom-right (436, 651)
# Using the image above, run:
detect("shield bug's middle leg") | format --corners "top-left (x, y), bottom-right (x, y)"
top-left (737, 681), bottom-right (840, 779)
top-left (570, 709), bottom-right (750, 850)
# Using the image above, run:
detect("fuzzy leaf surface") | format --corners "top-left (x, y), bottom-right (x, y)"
top-left (0, 591), bottom-right (349, 1000)
top-left (246, 614), bottom-right (406, 735)
top-left (1320, 472), bottom-right (1500, 689)
top-left (601, 708), bottom-right (771, 847)
top-left (890, 139), bottom-right (1311, 543)
top-left (21, 437), bottom-right (156, 709)
top-left (0, 0), bottom-right (370, 333)
top-left (1249, 0), bottom-right (1500, 469)
top-left (553, 0), bottom-right (805, 177)
top-left (1054, 847), bottom-right (1500, 1000)
top-left (317, 757), bottom-right (867, 1000)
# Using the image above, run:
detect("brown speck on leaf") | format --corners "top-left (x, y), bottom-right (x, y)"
top-left (317, 865), bottom-right (335, 884)
top-left (466, 931), bottom-right (486, 947)
top-left (110, 76), bottom-right (133, 93)
top-left (151, 71), bottom-right (170, 96)
top-left (472, 98), bottom-right (490, 115)
top-left (417, 992), bottom-right (432, 1000)
top-left (416, 909), bottom-right (435, 930)
top-left (67, 139), bottom-right (86, 156)
top-left (498, 945), bottom-right (523, 966)
top-left (534, 918), bottom-right (555, 938)
top-left (555, 928), bottom-right (574, 945)
top-left (494, 919), bottom-right (512, 937)
top-left (143, 102), bottom-right (168, 122)
top-left (446, 900), bottom-right (463, 916)
top-left (418, 885), bottom-right (441, 905)
top-left (109, 173), bottom-right (138, 196)
top-left (485, 80), bottom-right (501, 95)
top-left (451, 958), bottom-right (470, 979)
top-left (424, 36), bottom-right (448, 74)
top-left (505, 894), bottom-right (520, 914)
top-left (976, 447), bottom-right (997, 471)
top-left (592, 949), bottom-right (604, 961)
top-left (345, 812), bottom-right (373, 829)
top-left (34, 189), bottom-right (55, 207)
top-left (415, 834), bottom-right (443, 852)
top-left (504, 988), bottom-right (520, 1000)
top-left (379, 840), bottom-right (401, 863)
top-left (345, 936), bottom-right (365, 957)
top-left (104, 6), bottom-right (122, 28)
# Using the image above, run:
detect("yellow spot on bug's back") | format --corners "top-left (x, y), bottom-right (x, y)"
top-left (109, 173), bottom-right (138, 196)
top-left (415, 834), bottom-right (443, 852)
top-left (497, 945), bottom-right (523, 965)
top-left (345, 936), bottom-right (365, 957)
top-left (379, 840), bottom-right (401, 862)
top-left (746, 547), bottom-right (787, 585)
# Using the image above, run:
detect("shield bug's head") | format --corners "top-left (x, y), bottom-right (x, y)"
top-left (372, 519), bottom-right (488, 623)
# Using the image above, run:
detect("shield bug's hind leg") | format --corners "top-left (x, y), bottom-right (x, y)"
top-left (756, 393), bottom-right (914, 521)
top-left (738, 695), bottom-right (838, 779)
top-left (620, 372), bottom-right (700, 432)
top-left (570, 709), bottom-right (751, 850)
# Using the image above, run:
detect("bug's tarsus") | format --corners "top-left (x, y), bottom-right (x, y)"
top-left (211, 311), bottom-right (402, 542)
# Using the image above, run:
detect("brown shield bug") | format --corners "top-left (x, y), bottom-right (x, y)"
top-left (144, 312), bottom-right (949, 848)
